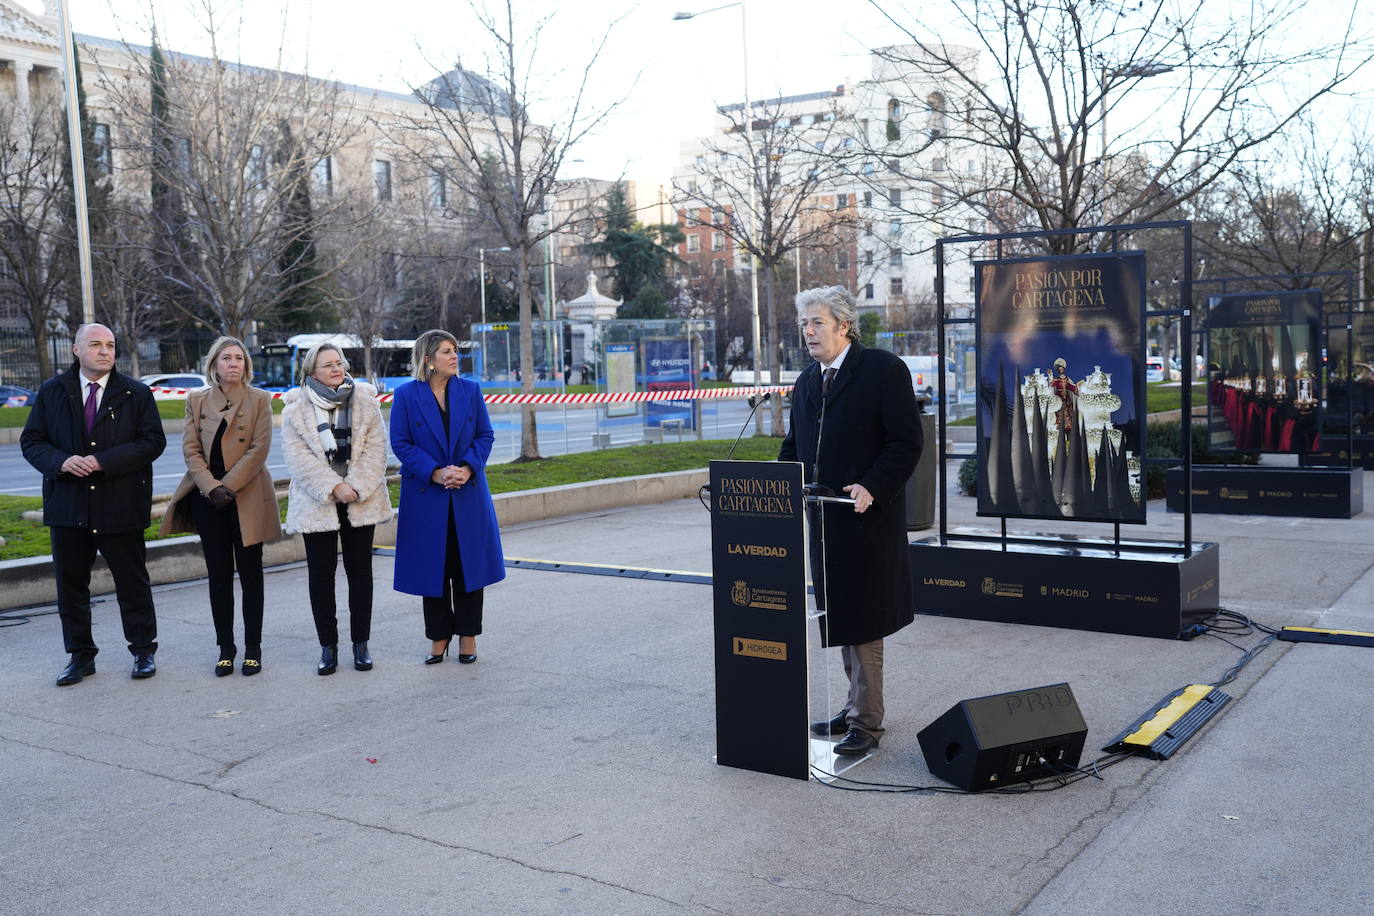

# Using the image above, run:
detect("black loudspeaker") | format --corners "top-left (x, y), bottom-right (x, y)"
top-left (917, 683), bottom-right (1087, 791)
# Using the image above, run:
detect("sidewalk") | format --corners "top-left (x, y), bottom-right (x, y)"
top-left (1, 477), bottom-right (1370, 914)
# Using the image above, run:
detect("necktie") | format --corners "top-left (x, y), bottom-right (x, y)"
top-left (822, 367), bottom-right (836, 396)
top-left (85, 382), bottom-right (100, 433)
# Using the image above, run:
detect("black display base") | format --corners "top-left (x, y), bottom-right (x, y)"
top-left (1166, 466), bottom-right (1364, 518)
top-left (909, 533), bottom-right (1219, 640)
top-left (1299, 435), bottom-right (1374, 471)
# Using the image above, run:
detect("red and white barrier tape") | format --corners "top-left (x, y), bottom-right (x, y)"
top-left (148, 385), bottom-right (792, 405)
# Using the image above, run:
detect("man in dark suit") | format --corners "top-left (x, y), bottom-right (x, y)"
top-left (779, 286), bottom-right (923, 756)
top-left (21, 323), bottom-right (167, 685)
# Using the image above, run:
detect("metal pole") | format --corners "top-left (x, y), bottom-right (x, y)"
top-left (742, 5), bottom-right (763, 404)
top-left (478, 247), bottom-right (487, 382)
top-left (56, 0), bottom-right (94, 324)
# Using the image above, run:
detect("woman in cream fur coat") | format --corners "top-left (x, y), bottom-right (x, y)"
top-left (282, 342), bottom-right (393, 676)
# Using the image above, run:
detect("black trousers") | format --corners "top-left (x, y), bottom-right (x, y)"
top-left (189, 490), bottom-right (264, 653)
top-left (301, 504), bottom-right (375, 646)
top-left (423, 516), bottom-right (484, 641)
top-left (50, 526), bottom-right (158, 659)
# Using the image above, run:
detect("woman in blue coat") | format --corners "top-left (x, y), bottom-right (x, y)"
top-left (390, 330), bottom-right (505, 664)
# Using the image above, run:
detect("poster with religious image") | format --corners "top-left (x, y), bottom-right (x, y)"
top-left (1324, 311), bottom-right (1374, 435)
top-left (1206, 290), bottom-right (1322, 453)
top-left (975, 252), bottom-right (1147, 524)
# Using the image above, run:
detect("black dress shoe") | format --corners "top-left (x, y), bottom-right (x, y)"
top-left (352, 642), bottom-right (372, 671)
top-left (56, 655), bottom-right (95, 686)
top-left (131, 655), bottom-right (156, 679)
top-left (318, 645), bottom-right (338, 676)
top-left (834, 728), bottom-right (879, 757)
top-left (458, 652), bottom-right (477, 664)
top-left (811, 711), bottom-right (849, 736)
top-left (214, 659), bottom-right (235, 677)
top-left (424, 638), bottom-right (450, 665)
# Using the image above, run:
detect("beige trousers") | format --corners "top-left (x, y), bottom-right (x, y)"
top-left (840, 639), bottom-right (885, 738)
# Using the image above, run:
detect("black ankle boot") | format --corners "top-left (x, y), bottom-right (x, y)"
top-left (318, 645), bottom-right (338, 676)
top-left (352, 641), bottom-right (373, 671)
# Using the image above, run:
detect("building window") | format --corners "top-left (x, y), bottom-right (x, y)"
top-left (863, 249), bottom-right (874, 267)
top-left (863, 221), bottom-right (873, 238)
top-left (890, 188), bottom-right (902, 208)
top-left (712, 232), bottom-right (724, 251)
top-left (932, 157), bottom-right (946, 171)
top-left (688, 179), bottom-right (699, 193)
top-left (687, 234), bottom-right (701, 253)
top-left (373, 159), bottom-right (392, 202)
top-left (92, 123), bottom-right (112, 176)
top-left (713, 259), bottom-right (725, 278)
top-left (862, 161), bottom-right (874, 176)
top-left (695, 154), bottom-right (705, 167)
top-left (890, 277), bottom-right (903, 296)
top-left (864, 283), bottom-right (874, 299)
top-left (246, 144), bottom-right (266, 188)
top-left (927, 92), bottom-right (947, 139)
top-left (382, 252), bottom-right (399, 290)
top-left (836, 251), bottom-right (849, 271)
top-left (313, 156), bottom-right (333, 195)
top-left (887, 98), bottom-right (902, 141)
top-left (429, 170), bottom-right (446, 209)
top-left (837, 193), bottom-right (849, 208)
top-left (863, 190), bottom-right (873, 208)
top-left (711, 177), bottom-right (723, 191)
top-left (889, 246), bottom-right (903, 267)
top-left (889, 219), bottom-right (902, 236)
top-left (932, 185), bottom-right (946, 206)
top-left (689, 261), bottom-right (701, 279)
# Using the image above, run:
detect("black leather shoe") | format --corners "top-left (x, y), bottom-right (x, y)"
top-left (811, 711), bottom-right (849, 736)
top-left (352, 642), bottom-right (372, 671)
top-left (458, 652), bottom-right (477, 664)
top-left (318, 645), bottom-right (338, 676)
top-left (214, 658), bottom-right (235, 677)
top-left (834, 728), bottom-right (879, 757)
top-left (131, 655), bottom-right (156, 679)
top-left (424, 639), bottom-right (450, 665)
top-left (56, 655), bottom-right (95, 686)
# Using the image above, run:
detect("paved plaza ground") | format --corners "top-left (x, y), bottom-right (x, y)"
top-left (2, 475), bottom-right (1372, 914)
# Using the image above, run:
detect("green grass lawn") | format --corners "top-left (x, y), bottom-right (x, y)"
top-left (2, 436), bottom-right (786, 561)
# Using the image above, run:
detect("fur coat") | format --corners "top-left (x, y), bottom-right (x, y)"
top-left (281, 381), bottom-right (394, 534)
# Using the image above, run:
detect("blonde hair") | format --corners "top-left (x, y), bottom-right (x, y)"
top-left (411, 329), bottom-right (460, 381)
top-left (203, 336), bottom-right (253, 387)
top-left (299, 342), bottom-right (349, 385)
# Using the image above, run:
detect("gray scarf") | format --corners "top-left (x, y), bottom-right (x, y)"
top-left (304, 375), bottom-right (354, 473)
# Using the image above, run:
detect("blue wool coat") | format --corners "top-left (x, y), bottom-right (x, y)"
top-left (390, 377), bottom-right (505, 597)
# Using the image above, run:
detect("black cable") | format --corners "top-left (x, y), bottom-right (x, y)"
top-left (809, 751), bottom-right (1132, 795)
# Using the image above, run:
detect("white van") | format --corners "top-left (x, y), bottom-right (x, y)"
top-left (898, 355), bottom-right (957, 400)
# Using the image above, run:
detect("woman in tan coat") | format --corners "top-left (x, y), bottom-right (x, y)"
top-left (160, 336), bottom-right (282, 676)
top-left (281, 342), bottom-right (392, 676)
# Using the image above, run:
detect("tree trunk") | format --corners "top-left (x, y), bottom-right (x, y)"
top-left (33, 320), bottom-right (52, 381)
top-left (517, 241), bottom-right (541, 460)
top-left (762, 260), bottom-right (784, 436)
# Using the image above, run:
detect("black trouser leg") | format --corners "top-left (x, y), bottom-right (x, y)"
top-left (234, 537), bottom-right (265, 649)
top-left (338, 515), bottom-right (375, 644)
top-left (422, 517), bottom-right (483, 640)
top-left (96, 530), bottom-right (158, 656)
top-left (190, 492), bottom-right (239, 653)
top-left (50, 526), bottom-right (98, 659)
top-left (302, 529), bottom-right (340, 646)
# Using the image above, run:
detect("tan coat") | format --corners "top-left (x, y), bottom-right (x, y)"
top-left (159, 385), bottom-right (284, 547)
top-left (280, 382), bottom-right (393, 534)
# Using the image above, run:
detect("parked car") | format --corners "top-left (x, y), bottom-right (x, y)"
top-left (1145, 357), bottom-right (1165, 382)
top-left (898, 354), bottom-right (957, 401)
top-left (0, 383), bottom-right (36, 407)
top-left (141, 373), bottom-right (210, 399)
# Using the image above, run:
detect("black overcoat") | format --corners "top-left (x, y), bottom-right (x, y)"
top-left (20, 362), bottom-right (167, 533)
top-left (778, 343), bottom-right (923, 646)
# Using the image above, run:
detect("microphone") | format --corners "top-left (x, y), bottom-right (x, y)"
top-left (726, 391), bottom-right (771, 460)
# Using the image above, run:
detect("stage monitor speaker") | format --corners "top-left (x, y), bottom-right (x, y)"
top-left (917, 683), bottom-right (1087, 791)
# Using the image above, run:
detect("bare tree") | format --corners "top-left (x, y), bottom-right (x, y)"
top-left (0, 92), bottom-right (73, 379)
top-left (675, 94), bottom-right (860, 432)
top-left (868, 0), bottom-right (1374, 253)
top-left (392, 0), bottom-right (629, 460)
top-left (98, 7), bottom-right (372, 340)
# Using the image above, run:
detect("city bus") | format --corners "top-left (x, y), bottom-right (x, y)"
top-left (253, 334), bottom-right (480, 392)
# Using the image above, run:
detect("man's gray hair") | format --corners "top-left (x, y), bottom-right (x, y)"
top-left (795, 286), bottom-right (861, 342)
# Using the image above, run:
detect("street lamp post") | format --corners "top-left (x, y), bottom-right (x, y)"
top-left (673, 3), bottom-right (762, 393)
top-left (479, 245), bottom-right (511, 381)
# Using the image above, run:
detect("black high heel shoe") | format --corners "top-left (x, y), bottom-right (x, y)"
top-left (424, 638), bottom-right (451, 665)
top-left (457, 636), bottom-right (477, 665)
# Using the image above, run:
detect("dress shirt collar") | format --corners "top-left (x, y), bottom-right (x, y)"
top-left (820, 343), bottom-right (852, 374)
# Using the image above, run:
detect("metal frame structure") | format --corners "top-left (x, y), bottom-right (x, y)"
top-left (934, 220), bottom-right (1196, 556)
top-left (1195, 270), bottom-right (1357, 472)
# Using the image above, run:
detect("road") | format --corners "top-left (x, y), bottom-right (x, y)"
top-left (0, 399), bottom-right (777, 496)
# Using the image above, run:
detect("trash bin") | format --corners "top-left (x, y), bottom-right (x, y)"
top-left (905, 397), bottom-right (937, 530)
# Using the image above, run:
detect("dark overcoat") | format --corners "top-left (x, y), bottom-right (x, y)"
top-left (778, 343), bottom-right (923, 646)
top-left (20, 362), bottom-right (166, 533)
top-left (389, 377), bottom-right (505, 598)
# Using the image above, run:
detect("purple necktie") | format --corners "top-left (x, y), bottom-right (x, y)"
top-left (85, 382), bottom-right (99, 433)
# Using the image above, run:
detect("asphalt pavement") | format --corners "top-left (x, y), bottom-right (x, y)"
top-left (1, 467), bottom-right (1371, 914)
top-left (0, 400), bottom-right (767, 496)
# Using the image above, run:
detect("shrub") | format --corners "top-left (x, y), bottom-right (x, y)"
top-left (1144, 420), bottom-right (1257, 498)
top-left (957, 456), bottom-right (978, 496)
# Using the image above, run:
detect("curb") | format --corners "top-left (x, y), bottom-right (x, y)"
top-left (0, 468), bottom-right (709, 612)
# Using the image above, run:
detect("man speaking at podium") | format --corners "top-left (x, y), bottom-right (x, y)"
top-left (779, 286), bottom-right (922, 756)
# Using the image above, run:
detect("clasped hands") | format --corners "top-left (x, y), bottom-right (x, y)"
top-left (332, 482), bottom-right (360, 504)
top-left (207, 485), bottom-right (236, 510)
top-left (431, 464), bottom-right (472, 490)
top-left (60, 454), bottom-right (103, 477)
